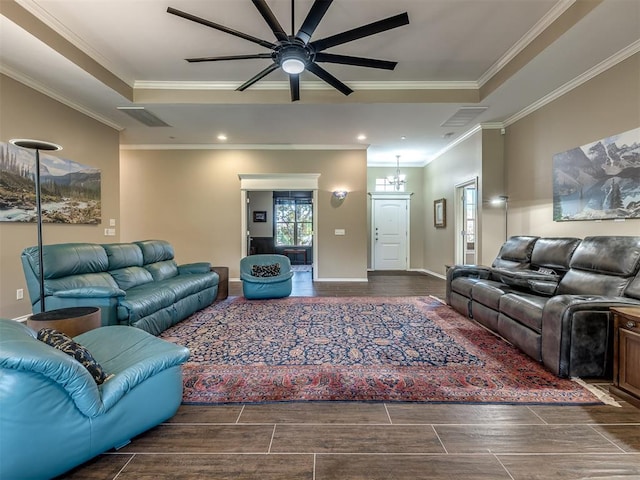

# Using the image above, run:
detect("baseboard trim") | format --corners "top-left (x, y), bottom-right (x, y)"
top-left (409, 268), bottom-right (446, 280)
top-left (12, 314), bottom-right (30, 323)
top-left (314, 278), bottom-right (369, 282)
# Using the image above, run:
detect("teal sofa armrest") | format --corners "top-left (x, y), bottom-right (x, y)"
top-left (178, 262), bottom-right (212, 274)
top-left (0, 321), bottom-right (103, 417)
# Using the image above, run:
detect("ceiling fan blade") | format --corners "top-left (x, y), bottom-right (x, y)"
top-left (236, 63), bottom-right (279, 91)
top-left (310, 12), bottom-right (409, 52)
top-left (306, 63), bottom-right (353, 96)
top-left (252, 0), bottom-right (288, 42)
top-left (296, 0), bottom-right (333, 44)
top-left (167, 7), bottom-right (275, 49)
top-left (290, 74), bottom-right (300, 102)
top-left (186, 53), bottom-right (273, 63)
top-left (315, 52), bottom-right (397, 70)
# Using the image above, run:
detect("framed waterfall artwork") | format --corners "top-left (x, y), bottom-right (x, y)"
top-left (434, 198), bottom-right (446, 228)
top-left (552, 127), bottom-right (640, 222)
top-left (0, 142), bottom-right (101, 224)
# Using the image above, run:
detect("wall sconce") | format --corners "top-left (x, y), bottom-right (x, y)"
top-left (333, 190), bottom-right (348, 200)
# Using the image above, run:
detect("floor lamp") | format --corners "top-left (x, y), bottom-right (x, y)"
top-left (10, 139), bottom-right (63, 313)
top-left (491, 195), bottom-right (509, 241)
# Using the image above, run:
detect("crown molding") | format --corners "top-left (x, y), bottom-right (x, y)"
top-left (505, 39), bottom-right (640, 127)
top-left (134, 80), bottom-right (479, 91)
top-left (120, 143), bottom-right (368, 151)
top-left (428, 122), bottom-right (505, 164)
top-left (477, 0), bottom-right (576, 87)
top-left (15, 0), bottom-right (134, 85)
top-left (0, 63), bottom-right (124, 131)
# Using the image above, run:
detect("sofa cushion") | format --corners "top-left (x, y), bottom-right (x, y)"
top-left (530, 237), bottom-right (581, 272)
top-left (23, 243), bottom-right (109, 279)
top-left (569, 236), bottom-right (640, 277)
top-left (117, 285), bottom-right (176, 323)
top-left (471, 280), bottom-right (515, 310)
top-left (103, 243), bottom-right (144, 270)
top-left (158, 273), bottom-right (218, 300)
top-left (109, 266), bottom-right (154, 291)
top-left (251, 263), bottom-right (281, 277)
top-left (491, 236), bottom-right (538, 269)
top-left (37, 328), bottom-right (110, 384)
top-left (450, 277), bottom-right (479, 297)
top-left (145, 260), bottom-right (179, 281)
top-left (46, 272), bottom-right (119, 294)
top-left (136, 240), bottom-right (175, 264)
top-left (498, 293), bottom-right (547, 332)
top-left (558, 270), bottom-right (634, 296)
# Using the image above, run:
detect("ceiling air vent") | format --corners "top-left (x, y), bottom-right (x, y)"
top-left (117, 106), bottom-right (170, 127)
top-left (441, 106), bottom-right (488, 128)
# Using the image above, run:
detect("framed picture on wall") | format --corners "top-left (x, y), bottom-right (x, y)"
top-left (434, 198), bottom-right (446, 228)
top-left (253, 211), bottom-right (267, 222)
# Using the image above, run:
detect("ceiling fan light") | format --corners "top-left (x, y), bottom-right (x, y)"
top-left (281, 57), bottom-right (305, 74)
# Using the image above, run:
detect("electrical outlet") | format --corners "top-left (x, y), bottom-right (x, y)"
top-left (16, 288), bottom-right (24, 300)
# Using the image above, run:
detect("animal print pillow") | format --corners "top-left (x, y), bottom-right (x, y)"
top-left (37, 328), bottom-right (111, 385)
top-left (251, 263), bottom-right (281, 277)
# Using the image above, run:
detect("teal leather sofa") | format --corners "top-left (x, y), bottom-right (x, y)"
top-left (21, 240), bottom-right (219, 335)
top-left (0, 319), bottom-right (190, 480)
top-left (240, 254), bottom-right (293, 299)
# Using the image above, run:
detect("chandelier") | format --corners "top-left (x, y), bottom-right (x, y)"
top-left (387, 155), bottom-right (407, 190)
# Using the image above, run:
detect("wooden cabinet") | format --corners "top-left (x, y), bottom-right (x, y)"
top-left (610, 306), bottom-right (640, 408)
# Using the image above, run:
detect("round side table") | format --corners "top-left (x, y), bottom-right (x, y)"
top-left (27, 306), bottom-right (101, 337)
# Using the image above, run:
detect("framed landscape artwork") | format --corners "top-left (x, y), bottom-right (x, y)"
top-left (0, 142), bottom-right (101, 224)
top-left (552, 127), bottom-right (640, 221)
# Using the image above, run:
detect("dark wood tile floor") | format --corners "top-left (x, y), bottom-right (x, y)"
top-left (57, 272), bottom-right (640, 480)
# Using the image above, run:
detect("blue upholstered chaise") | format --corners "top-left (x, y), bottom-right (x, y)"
top-left (0, 319), bottom-right (190, 479)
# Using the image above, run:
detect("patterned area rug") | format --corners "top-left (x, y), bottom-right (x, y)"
top-left (160, 296), bottom-right (603, 405)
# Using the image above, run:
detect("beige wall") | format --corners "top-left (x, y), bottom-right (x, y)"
top-left (505, 52), bottom-right (640, 238)
top-left (0, 74), bottom-right (120, 319)
top-left (247, 191), bottom-right (273, 238)
top-left (119, 148), bottom-right (368, 280)
top-left (366, 167), bottom-right (425, 270)
top-left (422, 130), bottom-right (507, 276)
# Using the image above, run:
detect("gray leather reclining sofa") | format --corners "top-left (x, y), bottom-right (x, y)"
top-left (446, 236), bottom-right (640, 378)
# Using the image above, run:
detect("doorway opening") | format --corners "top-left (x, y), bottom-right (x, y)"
top-left (247, 190), bottom-right (313, 265)
top-left (239, 173), bottom-right (320, 281)
top-left (454, 178), bottom-right (478, 265)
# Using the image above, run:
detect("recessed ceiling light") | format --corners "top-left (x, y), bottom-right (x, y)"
top-left (217, 134), bottom-right (227, 141)
top-left (357, 134), bottom-right (367, 141)
top-left (400, 136), bottom-right (406, 140)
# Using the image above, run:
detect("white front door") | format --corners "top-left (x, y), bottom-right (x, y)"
top-left (372, 195), bottom-right (409, 270)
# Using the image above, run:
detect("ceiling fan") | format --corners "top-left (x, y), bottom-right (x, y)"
top-left (167, 0), bottom-right (409, 101)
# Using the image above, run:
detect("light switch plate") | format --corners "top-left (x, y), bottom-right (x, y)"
top-left (335, 229), bottom-right (345, 236)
